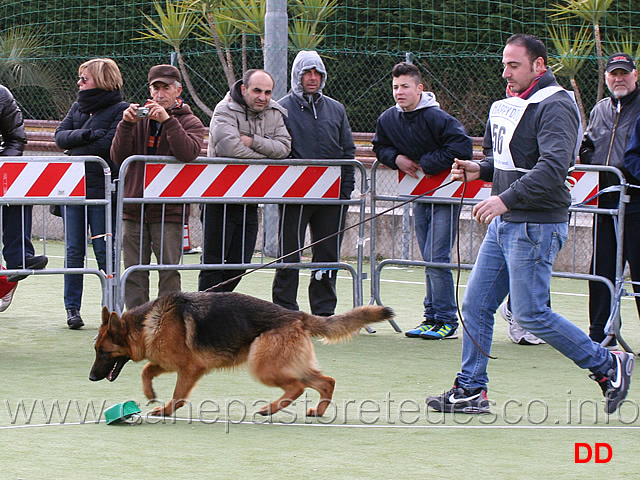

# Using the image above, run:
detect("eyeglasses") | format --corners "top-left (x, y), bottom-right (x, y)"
top-left (78, 75), bottom-right (89, 83)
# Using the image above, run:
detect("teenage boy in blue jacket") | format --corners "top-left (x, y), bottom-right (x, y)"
top-left (373, 62), bottom-right (473, 340)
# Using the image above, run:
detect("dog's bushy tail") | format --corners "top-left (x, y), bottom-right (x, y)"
top-left (302, 305), bottom-right (394, 343)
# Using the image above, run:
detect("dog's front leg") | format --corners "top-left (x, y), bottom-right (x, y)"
top-left (150, 367), bottom-right (206, 417)
top-left (141, 363), bottom-right (166, 400)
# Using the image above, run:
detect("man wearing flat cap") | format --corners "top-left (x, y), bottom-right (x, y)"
top-left (580, 52), bottom-right (640, 344)
top-left (111, 64), bottom-right (206, 310)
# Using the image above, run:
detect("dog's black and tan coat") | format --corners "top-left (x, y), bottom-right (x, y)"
top-left (90, 291), bottom-right (394, 417)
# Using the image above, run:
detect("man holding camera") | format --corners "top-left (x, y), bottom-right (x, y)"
top-left (111, 64), bottom-right (205, 310)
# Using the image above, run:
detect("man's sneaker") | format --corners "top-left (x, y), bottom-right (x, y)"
top-left (0, 284), bottom-right (17, 312)
top-left (405, 319), bottom-right (434, 338)
top-left (7, 255), bottom-right (48, 282)
top-left (420, 323), bottom-right (458, 340)
top-left (67, 309), bottom-right (85, 330)
top-left (426, 378), bottom-right (491, 414)
top-left (498, 300), bottom-right (545, 345)
top-left (590, 351), bottom-right (635, 414)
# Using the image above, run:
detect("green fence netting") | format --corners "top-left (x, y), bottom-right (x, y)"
top-left (2, 0), bottom-right (640, 136)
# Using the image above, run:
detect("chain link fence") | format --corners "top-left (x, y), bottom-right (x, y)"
top-left (17, 50), bottom-right (606, 139)
top-left (23, 47), bottom-right (605, 271)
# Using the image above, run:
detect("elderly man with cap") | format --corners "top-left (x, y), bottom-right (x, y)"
top-left (580, 52), bottom-right (640, 345)
top-left (111, 64), bottom-right (206, 310)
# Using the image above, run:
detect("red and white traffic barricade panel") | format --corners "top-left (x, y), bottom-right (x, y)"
top-left (144, 163), bottom-right (342, 199)
top-left (396, 168), bottom-right (599, 205)
top-left (567, 170), bottom-right (598, 206)
top-left (396, 169), bottom-right (492, 200)
top-left (0, 162), bottom-right (85, 198)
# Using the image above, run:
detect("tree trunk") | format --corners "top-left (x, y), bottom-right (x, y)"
top-left (242, 32), bottom-right (247, 76)
top-left (570, 76), bottom-right (587, 134)
top-left (594, 22), bottom-right (604, 102)
top-left (175, 50), bottom-right (213, 117)
top-left (206, 12), bottom-right (236, 88)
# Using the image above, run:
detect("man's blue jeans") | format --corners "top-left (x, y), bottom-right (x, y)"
top-left (458, 218), bottom-right (612, 391)
top-left (63, 205), bottom-right (108, 310)
top-left (414, 202), bottom-right (459, 326)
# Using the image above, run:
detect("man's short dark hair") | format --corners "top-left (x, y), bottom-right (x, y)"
top-left (392, 62), bottom-right (423, 84)
top-left (506, 34), bottom-right (548, 66)
top-left (243, 69), bottom-right (274, 88)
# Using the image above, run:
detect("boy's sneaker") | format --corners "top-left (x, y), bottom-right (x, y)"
top-left (426, 378), bottom-right (491, 414)
top-left (590, 351), bottom-right (635, 414)
top-left (420, 323), bottom-right (458, 340)
top-left (405, 319), bottom-right (434, 338)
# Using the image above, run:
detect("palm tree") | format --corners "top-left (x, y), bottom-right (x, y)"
top-left (0, 26), bottom-right (71, 117)
top-left (135, 0), bottom-right (340, 114)
top-left (289, 0), bottom-right (338, 50)
top-left (606, 33), bottom-right (640, 62)
top-left (549, 0), bottom-right (614, 102)
top-left (190, 0), bottom-right (241, 88)
top-left (548, 23), bottom-right (594, 130)
top-left (135, 0), bottom-right (213, 116)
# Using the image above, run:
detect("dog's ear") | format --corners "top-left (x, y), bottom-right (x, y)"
top-left (107, 311), bottom-right (127, 337)
top-left (101, 306), bottom-right (111, 326)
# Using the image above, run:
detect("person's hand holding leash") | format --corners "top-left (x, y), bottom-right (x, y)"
top-left (451, 159), bottom-right (506, 223)
top-left (451, 158), bottom-right (480, 182)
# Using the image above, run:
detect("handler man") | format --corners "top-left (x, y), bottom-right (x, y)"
top-left (426, 34), bottom-right (634, 415)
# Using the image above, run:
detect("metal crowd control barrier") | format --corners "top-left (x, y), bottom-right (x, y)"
top-left (369, 161), bottom-right (632, 352)
top-left (114, 156), bottom-right (368, 314)
top-left (0, 155), bottom-right (116, 310)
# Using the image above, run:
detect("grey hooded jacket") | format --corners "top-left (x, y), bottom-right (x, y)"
top-left (278, 50), bottom-right (355, 199)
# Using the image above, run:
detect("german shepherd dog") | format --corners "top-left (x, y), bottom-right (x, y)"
top-left (90, 291), bottom-right (394, 417)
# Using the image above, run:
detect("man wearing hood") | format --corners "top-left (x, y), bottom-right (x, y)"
top-left (200, 69), bottom-right (290, 292)
top-left (272, 50), bottom-right (355, 317)
top-left (111, 64), bottom-right (205, 310)
top-left (580, 53), bottom-right (640, 345)
top-left (373, 62), bottom-right (473, 340)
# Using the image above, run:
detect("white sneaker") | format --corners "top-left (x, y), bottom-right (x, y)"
top-left (498, 301), bottom-right (545, 345)
top-left (0, 284), bottom-right (18, 312)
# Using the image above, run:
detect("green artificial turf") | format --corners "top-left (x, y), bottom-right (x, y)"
top-left (1, 243), bottom-right (639, 479)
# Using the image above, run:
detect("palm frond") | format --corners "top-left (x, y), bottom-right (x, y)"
top-left (133, 0), bottom-right (200, 49)
top-left (548, 23), bottom-right (594, 78)
top-left (549, 0), bottom-right (614, 24)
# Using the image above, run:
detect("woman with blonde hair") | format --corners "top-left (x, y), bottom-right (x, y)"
top-left (54, 58), bottom-right (128, 329)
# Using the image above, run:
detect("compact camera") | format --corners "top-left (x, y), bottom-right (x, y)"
top-left (136, 107), bottom-right (150, 118)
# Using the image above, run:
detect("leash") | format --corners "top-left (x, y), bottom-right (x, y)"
top-left (454, 172), bottom-right (496, 359)
top-left (204, 178), bottom-right (458, 292)
top-left (203, 171), bottom-right (496, 359)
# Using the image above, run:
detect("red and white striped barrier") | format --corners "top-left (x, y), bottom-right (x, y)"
top-left (0, 162), bottom-right (85, 198)
top-left (396, 169), bottom-right (599, 205)
top-left (397, 169), bottom-right (492, 200)
top-left (144, 163), bottom-right (342, 199)
top-left (567, 170), bottom-right (598, 205)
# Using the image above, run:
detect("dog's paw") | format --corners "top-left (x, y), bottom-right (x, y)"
top-left (255, 407), bottom-right (271, 416)
top-left (306, 408), bottom-right (323, 417)
top-left (150, 406), bottom-right (171, 417)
